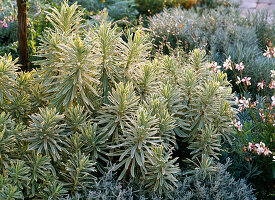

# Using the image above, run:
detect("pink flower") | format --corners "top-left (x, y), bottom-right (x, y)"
top-left (248, 142), bottom-right (253, 151)
top-left (250, 101), bottom-right (258, 108)
top-left (264, 148), bottom-right (272, 156)
top-left (235, 62), bottom-right (245, 71)
top-left (257, 81), bottom-right (265, 90)
top-left (257, 147), bottom-right (265, 155)
top-left (234, 97), bottom-right (239, 104)
top-left (234, 121), bottom-right (243, 131)
top-left (271, 96), bottom-right (275, 107)
top-left (238, 97), bottom-right (250, 111)
top-left (8, 16), bottom-right (14, 23)
top-left (264, 46), bottom-right (275, 58)
top-left (241, 77), bottom-right (251, 86)
top-left (263, 48), bottom-right (271, 58)
top-left (236, 76), bottom-right (242, 85)
top-left (223, 56), bottom-right (232, 70)
top-left (210, 62), bottom-right (221, 72)
top-left (0, 20), bottom-right (8, 28)
top-left (259, 113), bottom-right (265, 122)
top-left (269, 80), bottom-right (275, 89)
top-left (260, 142), bottom-right (265, 147)
top-left (255, 142), bottom-right (265, 155)
top-left (249, 142), bottom-right (272, 156)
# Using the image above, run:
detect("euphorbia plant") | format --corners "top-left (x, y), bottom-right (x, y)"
top-left (0, 1), bottom-right (257, 199)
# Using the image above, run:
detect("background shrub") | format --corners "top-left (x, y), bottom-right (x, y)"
top-left (149, 6), bottom-right (275, 97)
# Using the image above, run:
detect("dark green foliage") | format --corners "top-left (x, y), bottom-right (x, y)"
top-left (0, 54), bottom-right (18, 104)
top-left (0, 184), bottom-right (24, 200)
top-left (0, 112), bottom-right (23, 172)
top-left (144, 146), bottom-right (180, 198)
top-left (25, 153), bottom-right (55, 197)
top-left (110, 106), bottom-right (162, 180)
top-left (97, 82), bottom-right (139, 142)
top-left (79, 123), bottom-right (109, 173)
top-left (26, 107), bottom-right (68, 161)
top-left (6, 161), bottom-right (31, 191)
top-left (61, 152), bottom-right (96, 194)
top-left (38, 181), bottom-right (67, 200)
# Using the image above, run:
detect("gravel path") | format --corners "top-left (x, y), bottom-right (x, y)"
top-left (232, 0), bottom-right (275, 14)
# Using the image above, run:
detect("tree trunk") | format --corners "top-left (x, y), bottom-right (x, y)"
top-left (17, 0), bottom-right (29, 71)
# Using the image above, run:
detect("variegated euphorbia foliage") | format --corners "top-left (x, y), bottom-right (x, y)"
top-left (0, 1), bottom-right (236, 199)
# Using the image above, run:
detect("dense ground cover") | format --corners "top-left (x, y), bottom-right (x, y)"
top-left (0, 0), bottom-right (274, 199)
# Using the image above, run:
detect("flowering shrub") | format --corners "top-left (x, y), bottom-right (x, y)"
top-left (0, 0), bottom-right (17, 52)
top-left (221, 56), bottom-right (275, 199)
top-left (244, 142), bottom-right (272, 158)
top-left (0, 16), bottom-right (14, 28)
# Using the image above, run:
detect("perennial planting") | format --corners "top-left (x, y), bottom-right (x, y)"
top-left (0, 0), bottom-right (274, 199)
